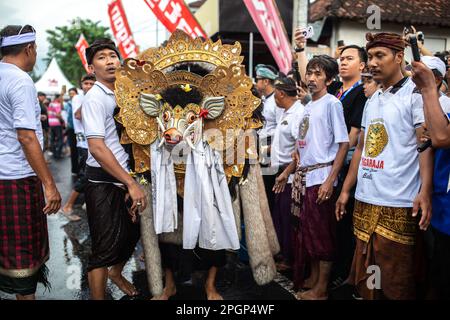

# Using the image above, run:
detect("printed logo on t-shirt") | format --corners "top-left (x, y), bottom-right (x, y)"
top-left (297, 113), bottom-right (310, 149)
top-left (361, 120), bottom-right (388, 177)
top-left (365, 121), bottom-right (388, 158)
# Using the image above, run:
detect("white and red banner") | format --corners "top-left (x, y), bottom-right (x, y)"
top-left (108, 0), bottom-right (139, 59)
top-left (243, 0), bottom-right (292, 73)
top-left (75, 34), bottom-right (90, 73)
top-left (144, 0), bottom-right (207, 39)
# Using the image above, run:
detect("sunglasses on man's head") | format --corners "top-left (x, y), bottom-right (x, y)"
top-left (17, 25), bottom-right (36, 35)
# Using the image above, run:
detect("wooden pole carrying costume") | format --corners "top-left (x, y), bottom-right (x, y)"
top-left (114, 31), bottom-right (279, 296)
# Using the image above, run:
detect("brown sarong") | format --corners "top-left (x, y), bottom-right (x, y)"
top-left (349, 201), bottom-right (426, 300)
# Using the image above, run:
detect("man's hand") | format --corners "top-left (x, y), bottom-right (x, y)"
top-left (317, 179), bottom-right (333, 204)
top-left (294, 28), bottom-right (307, 49)
top-left (334, 46), bottom-right (345, 59)
top-left (43, 184), bottom-right (61, 214)
top-left (273, 172), bottom-right (288, 194)
top-left (335, 191), bottom-right (350, 221)
top-left (420, 123), bottom-right (431, 143)
top-left (40, 114), bottom-right (47, 122)
top-left (412, 191), bottom-right (432, 230)
top-left (411, 61), bottom-right (437, 91)
top-left (74, 107), bottom-right (82, 120)
top-left (296, 85), bottom-right (309, 102)
top-left (127, 181), bottom-right (147, 215)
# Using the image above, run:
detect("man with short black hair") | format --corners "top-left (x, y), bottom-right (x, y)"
top-left (412, 57), bottom-right (450, 299)
top-left (255, 64), bottom-right (284, 223)
top-left (0, 24), bottom-right (61, 300)
top-left (291, 55), bottom-right (349, 300)
top-left (336, 32), bottom-right (433, 300)
top-left (82, 38), bottom-right (146, 300)
top-left (270, 76), bottom-right (304, 271)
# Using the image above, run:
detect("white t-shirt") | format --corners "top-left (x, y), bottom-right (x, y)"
top-left (296, 93), bottom-right (349, 187)
top-left (72, 93), bottom-right (88, 149)
top-left (439, 94), bottom-right (450, 115)
top-left (355, 77), bottom-right (425, 208)
top-left (259, 93), bottom-right (284, 139)
top-left (82, 81), bottom-right (129, 171)
top-left (271, 101), bottom-right (304, 170)
top-left (0, 62), bottom-right (43, 180)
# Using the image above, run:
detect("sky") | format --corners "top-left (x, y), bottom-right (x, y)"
top-left (0, 0), bottom-right (196, 76)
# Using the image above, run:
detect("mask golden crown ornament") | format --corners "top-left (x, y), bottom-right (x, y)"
top-left (114, 30), bottom-right (279, 296)
top-left (115, 30), bottom-right (262, 180)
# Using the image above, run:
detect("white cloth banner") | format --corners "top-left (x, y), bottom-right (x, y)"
top-left (150, 141), bottom-right (178, 234)
top-left (183, 142), bottom-right (240, 250)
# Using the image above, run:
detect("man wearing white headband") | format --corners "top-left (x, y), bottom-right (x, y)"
top-left (0, 25), bottom-right (61, 300)
top-left (412, 56), bottom-right (450, 299)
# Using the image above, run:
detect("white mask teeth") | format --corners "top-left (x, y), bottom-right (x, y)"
top-left (158, 137), bottom-right (165, 148)
top-left (156, 117), bottom-right (166, 133)
top-left (185, 135), bottom-right (196, 151)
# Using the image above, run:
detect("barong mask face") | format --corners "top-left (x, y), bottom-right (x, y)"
top-left (114, 30), bottom-right (262, 180)
top-left (140, 88), bottom-right (225, 150)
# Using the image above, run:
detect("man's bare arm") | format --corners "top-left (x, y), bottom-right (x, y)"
top-left (421, 86), bottom-right (450, 148)
top-left (348, 127), bottom-right (361, 149)
top-left (413, 127), bottom-right (433, 230)
top-left (17, 129), bottom-right (61, 214)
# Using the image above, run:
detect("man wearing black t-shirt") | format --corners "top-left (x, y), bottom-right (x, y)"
top-left (328, 45), bottom-right (368, 290)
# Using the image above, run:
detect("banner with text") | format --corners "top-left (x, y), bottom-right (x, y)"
top-left (243, 0), bottom-right (292, 73)
top-left (108, 0), bottom-right (139, 59)
top-left (144, 0), bottom-right (207, 39)
top-left (75, 34), bottom-right (90, 73)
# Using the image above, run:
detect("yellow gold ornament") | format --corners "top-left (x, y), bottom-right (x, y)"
top-left (114, 30), bottom-right (261, 181)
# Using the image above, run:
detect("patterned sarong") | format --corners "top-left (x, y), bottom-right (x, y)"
top-left (0, 176), bottom-right (49, 294)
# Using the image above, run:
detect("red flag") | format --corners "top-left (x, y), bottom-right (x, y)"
top-left (243, 0), bottom-right (292, 73)
top-left (75, 34), bottom-right (90, 73)
top-left (108, 0), bottom-right (139, 59)
top-left (144, 0), bottom-right (207, 39)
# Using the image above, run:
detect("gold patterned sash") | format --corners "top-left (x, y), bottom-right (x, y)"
top-left (353, 201), bottom-right (418, 245)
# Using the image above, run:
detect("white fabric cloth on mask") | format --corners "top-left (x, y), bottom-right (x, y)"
top-left (183, 142), bottom-right (240, 250)
top-left (150, 141), bottom-right (178, 234)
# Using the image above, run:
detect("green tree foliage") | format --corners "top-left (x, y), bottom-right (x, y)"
top-left (46, 18), bottom-right (110, 86)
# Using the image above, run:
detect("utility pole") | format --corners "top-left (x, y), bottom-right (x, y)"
top-left (292, 0), bottom-right (309, 44)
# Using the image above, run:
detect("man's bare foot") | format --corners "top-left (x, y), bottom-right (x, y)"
top-left (296, 289), bottom-right (328, 300)
top-left (276, 261), bottom-right (291, 271)
top-left (151, 286), bottom-right (177, 300)
top-left (205, 285), bottom-right (223, 300)
top-left (302, 277), bottom-right (316, 290)
top-left (108, 272), bottom-right (138, 296)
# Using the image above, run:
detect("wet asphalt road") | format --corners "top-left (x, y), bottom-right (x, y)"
top-left (0, 155), bottom-right (303, 300)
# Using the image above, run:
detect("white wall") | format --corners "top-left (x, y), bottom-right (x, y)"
top-left (334, 20), bottom-right (450, 59)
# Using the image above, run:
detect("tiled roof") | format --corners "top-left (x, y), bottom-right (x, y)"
top-left (309, 0), bottom-right (450, 27)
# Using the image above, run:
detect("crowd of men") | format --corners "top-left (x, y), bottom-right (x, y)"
top-left (0, 22), bottom-right (449, 301)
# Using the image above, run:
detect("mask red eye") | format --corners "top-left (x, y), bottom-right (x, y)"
top-left (163, 111), bottom-right (171, 122)
top-left (187, 112), bottom-right (197, 124)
